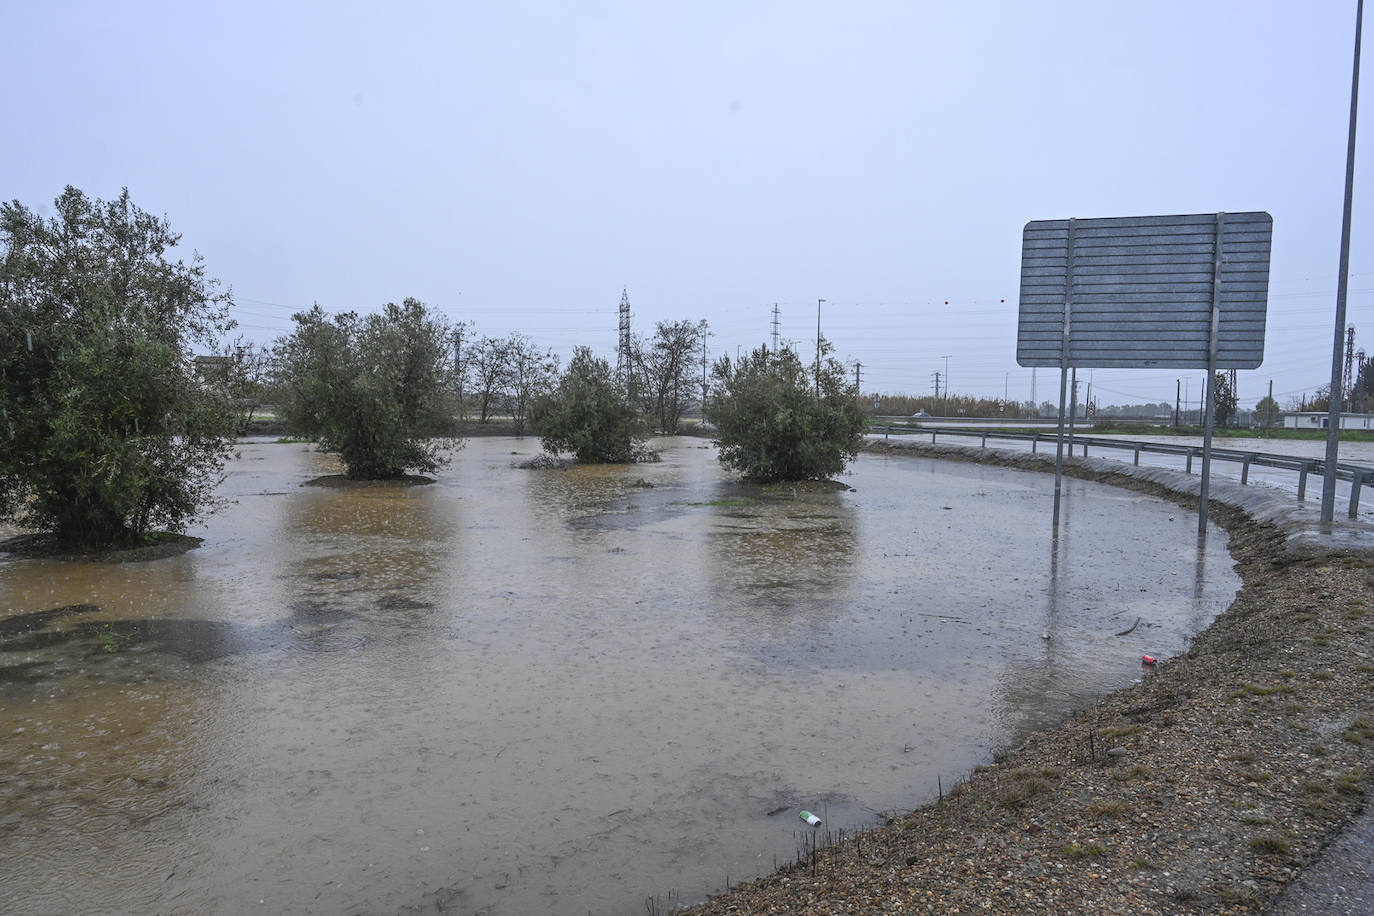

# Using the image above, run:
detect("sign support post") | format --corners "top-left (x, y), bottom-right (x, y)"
top-left (1052, 219), bottom-right (1075, 529)
top-left (1199, 212), bottom-right (1226, 536)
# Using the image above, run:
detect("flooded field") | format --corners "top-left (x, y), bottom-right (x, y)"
top-left (0, 437), bottom-right (1240, 915)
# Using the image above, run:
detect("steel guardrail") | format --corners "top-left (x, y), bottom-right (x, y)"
top-left (871, 425), bottom-right (1372, 518)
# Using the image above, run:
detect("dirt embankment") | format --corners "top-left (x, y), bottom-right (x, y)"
top-left (682, 439), bottom-right (1374, 915)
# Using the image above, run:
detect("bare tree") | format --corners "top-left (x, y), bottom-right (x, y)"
top-left (220, 339), bottom-right (277, 436)
top-left (470, 335), bottom-right (510, 422)
top-left (633, 319), bottom-right (709, 434)
top-left (501, 332), bottom-right (559, 436)
top-left (451, 320), bottom-right (475, 420)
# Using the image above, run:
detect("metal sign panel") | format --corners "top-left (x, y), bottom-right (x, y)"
top-left (1016, 211), bottom-right (1272, 369)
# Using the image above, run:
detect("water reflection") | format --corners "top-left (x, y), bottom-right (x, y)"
top-left (993, 484), bottom-right (1232, 739)
top-left (704, 484), bottom-right (858, 628)
top-left (281, 477), bottom-right (450, 603)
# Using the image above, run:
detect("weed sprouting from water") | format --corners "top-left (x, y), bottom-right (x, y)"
top-left (644, 889), bottom-right (679, 915)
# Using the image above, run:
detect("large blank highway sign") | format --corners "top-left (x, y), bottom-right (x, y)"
top-left (1016, 211), bottom-right (1272, 369)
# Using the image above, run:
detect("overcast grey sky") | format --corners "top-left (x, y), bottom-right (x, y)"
top-left (7, 1), bottom-right (1370, 409)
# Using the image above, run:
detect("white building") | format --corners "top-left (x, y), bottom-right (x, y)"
top-left (1282, 411), bottom-right (1374, 430)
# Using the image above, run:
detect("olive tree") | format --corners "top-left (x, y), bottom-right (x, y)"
top-left (0, 186), bottom-right (237, 548)
top-left (704, 343), bottom-right (866, 481)
top-left (275, 299), bottom-right (457, 479)
top-left (533, 346), bottom-right (648, 463)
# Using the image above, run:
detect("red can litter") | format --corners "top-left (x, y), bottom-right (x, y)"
top-left (1142, 655), bottom-right (1157, 666)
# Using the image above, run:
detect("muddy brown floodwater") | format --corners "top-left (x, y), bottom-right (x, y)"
top-left (0, 437), bottom-right (1240, 916)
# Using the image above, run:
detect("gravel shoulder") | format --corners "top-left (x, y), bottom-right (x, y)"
top-left (682, 440), bottom-right (1374, 915)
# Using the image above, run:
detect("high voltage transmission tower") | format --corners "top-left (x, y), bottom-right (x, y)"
top-left (770, 303), bottom-right (781, 350)
top-left (617, 288), bottom-right (632, 382)
top-left (1344, 325), bottom-right (1357, 408)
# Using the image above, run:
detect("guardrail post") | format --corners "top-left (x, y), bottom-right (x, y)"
top-left (1082, 442), bottom-right (1089, 457)
top-left (1350, 471), bottom-right (1365, 519)
top-left (1241, 455), bottom-right (1252, 485)
top-left (981, 432), bottom-right (987, 448)
top-left (1133, 446), bottom-right (1141, 466)
top-left (884, 426), bottom-right (889, 439)
top-left (1186, 450), bottom-right (1194, 474)
top-left (1032, 433), bottom-right (1038, 454)
top-left (930, 430), bottom-right (936, 444)
top-left (1298, 463), bottom-right (1310, 501)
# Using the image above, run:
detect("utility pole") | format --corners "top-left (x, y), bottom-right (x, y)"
top-left (771, 303), bottom-right (781, 351)
top-left (1268, 379), bottom-right (1275, 430)
top-left (701, 336), bottom-right (708, 405)
top-left (1068, 370), bottom-right (1078, 439)
top-left (1229, 367), bottom-right (1238, 423)
top-left (1064, 369), bottom-right (1079, 465)
top-left (815, 298), bottom-right (826, 397)
top-left (1175, 379), bottom-right (1181, 428)
top-left (941, 355), bottom-right (951, 415)
top-left (454, 324), bottom-right (466, 419)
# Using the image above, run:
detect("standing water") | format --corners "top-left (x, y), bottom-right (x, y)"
top-left (0, 437), bottom-right (1239, 915)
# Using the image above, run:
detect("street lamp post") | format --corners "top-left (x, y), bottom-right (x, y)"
top-left (1322, 0), bottom-right (1364, 521)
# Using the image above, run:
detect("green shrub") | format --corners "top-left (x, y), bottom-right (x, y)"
top-left (533, 347), bottom-right (649, 463)
top-left (704, 344), bottom-right (866, 482)
top-left (275, 300), bottom-right (458, 479)
top-left (0, 187), bottom-right (237, 546)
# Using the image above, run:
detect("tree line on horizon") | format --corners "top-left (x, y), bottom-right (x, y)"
top-left (1, 187), bottom-right (866, 550)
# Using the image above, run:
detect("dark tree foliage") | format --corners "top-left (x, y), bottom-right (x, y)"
top-left (0, 187), bottom-right (237, 548)
top-left (1355, 353), bottom-right (1374, 412)
top-left (705, 344), bottom-right (867, 482)
top-left (1254, 394), bottom-right (1281, 428)
top-left (533, 347), bottom-right (647, 463)
top-left (1212, 371), bottom-right (1238, 426)
top-left (275, 299), bottom-right (457, 479)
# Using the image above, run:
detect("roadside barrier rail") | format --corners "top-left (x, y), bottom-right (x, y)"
top-left (872, 425), bottom-right (1373, 519)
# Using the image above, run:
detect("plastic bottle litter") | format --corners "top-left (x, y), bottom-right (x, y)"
top-left (799, 811), bottom-right (822, 827)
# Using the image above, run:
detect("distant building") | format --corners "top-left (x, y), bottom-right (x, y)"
top-left (1282, 411), bottom-right (1374, 430)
